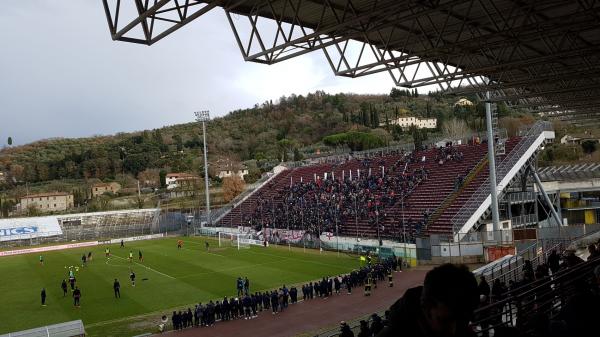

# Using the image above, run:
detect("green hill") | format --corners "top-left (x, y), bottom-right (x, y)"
top-left (0, 90), bottom-right (465, 186)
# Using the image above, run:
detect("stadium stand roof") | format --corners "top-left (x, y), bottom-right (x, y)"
top-left (538, 163), bottom-right (600, 181)
top-left (102, 0), bottom-right (600, 124)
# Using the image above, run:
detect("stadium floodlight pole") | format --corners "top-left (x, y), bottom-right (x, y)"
top-left (194, 110), bottom-right (211, 226)
top-left (335, 206), bottom-right (340, 256)
top-left (375, 203), bottom-right (381, 247)
top-left (286, 203), bottom-right (291, 251)
top-left (402, 197), bottom-right (407, 261)
top-left (354, 194), bottom-right (359, 241)
top-left (485, 90), bottom-right (500, 236)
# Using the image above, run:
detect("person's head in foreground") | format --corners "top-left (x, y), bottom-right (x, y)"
top-left (420, 264), bottom-right (479, 337)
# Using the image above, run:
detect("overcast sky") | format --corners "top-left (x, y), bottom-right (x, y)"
top-left (0, 1), bottom-right (402, 146)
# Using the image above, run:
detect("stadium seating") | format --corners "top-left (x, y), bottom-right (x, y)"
top-left (427, 138), bottom-right (521, 234)
top-left (218, 140), bottom-right (527, 239)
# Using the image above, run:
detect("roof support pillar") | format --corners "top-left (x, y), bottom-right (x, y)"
top-left (485, 90), bottom-right (500, 232)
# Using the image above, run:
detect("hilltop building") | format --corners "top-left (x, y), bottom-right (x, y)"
top-left (91, 182), bottom-right (121, 198)
top-left (386, 116), bottom-right (437, 129)
top-left (166, 173), bottom-right (200, 190)
top-left (454, 98), bottom-right (474, 107)
top-left (20, 192), bottom-right (74, 213)
top-left (215, 160), bottom-right (249, 180)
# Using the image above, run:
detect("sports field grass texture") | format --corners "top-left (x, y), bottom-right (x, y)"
top-left (0, 237), bottom-right (360, 336)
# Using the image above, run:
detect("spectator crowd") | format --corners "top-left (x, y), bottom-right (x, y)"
top-left (163, 257), bottom-right (399, 333)
top-left (243, 150), bottom-right (434, 241)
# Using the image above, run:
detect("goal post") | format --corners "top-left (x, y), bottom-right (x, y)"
top-left (218, 232), bottom-right (264, 250)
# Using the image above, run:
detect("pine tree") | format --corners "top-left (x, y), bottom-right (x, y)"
top-left (372, 109), bottom-right (380, 128)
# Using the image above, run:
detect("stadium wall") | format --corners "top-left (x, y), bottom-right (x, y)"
top-left (197, 226), bottom-right (418, 265)
top-left (0, 233), bottom-right (165, 257)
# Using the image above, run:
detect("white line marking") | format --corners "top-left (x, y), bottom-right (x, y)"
top-left (241, 249), bottom-right (350, 270)
top-left (111, 254), bottom-right (176, 279)
top-left (178, 256), bottom-right (290, 279)
top-left (105, 259), bottom-right (130, 269)
top-left (181, 240), bottom-right (226, 257)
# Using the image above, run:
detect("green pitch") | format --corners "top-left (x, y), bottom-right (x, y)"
top-left (0, 237), bottom-right (359, 336)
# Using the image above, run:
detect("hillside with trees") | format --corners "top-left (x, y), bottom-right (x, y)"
top-left (1, 88), bottom-right (565, 214)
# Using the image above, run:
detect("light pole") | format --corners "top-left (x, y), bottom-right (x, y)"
top-left (335, 205), bottom-right (340, 256)
top-left (194, 110), bottom-right (211, 226)
top-left (375, 203), bottom-right (381, 246)
top-left (354, 194), bottom-right (359, 241)
top-left (401, 197), bottom-right (407, 263)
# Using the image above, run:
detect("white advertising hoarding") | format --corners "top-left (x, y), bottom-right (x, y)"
top-left (0, 216), bottom-right (63, 242)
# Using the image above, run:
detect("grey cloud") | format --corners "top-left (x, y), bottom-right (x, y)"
top-left (0, 1), bottom-right (395, 146)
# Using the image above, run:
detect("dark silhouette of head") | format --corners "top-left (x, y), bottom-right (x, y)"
top-left (420, 264), bottom-right (479, 337)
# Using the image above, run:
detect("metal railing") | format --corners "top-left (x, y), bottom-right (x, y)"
top-left (210, 169), bottom-right (286, 225)
top-left (506, 191), bottom-right (537, 204)
top-left (473, 255), bottom-right (600, 336)
top-left (511, 214), bottom-right (538, 228)
top-left (285, 130), bottom-right (495, 169)
top-left (1, 319), bottom-right (85, 337)
top-left (452, 121), bottom-right (552, 234)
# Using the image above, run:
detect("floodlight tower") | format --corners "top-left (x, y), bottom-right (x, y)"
top-left (194, 110), bottom-right (211, 225)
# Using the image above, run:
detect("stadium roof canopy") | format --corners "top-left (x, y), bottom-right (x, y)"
top-left (102, 0), bottom-right (600, 124)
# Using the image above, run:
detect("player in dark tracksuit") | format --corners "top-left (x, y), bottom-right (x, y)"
top-left (270, 291), bottom-right (279, 314)
top-left (114, 279), bottom-right (121, 298)
top-left (262, 292), bottom-right (270, 310)
top-left (41, 288), bottom-right (47, 306)
top-left (61, 279), bottom-right (68, 297)
top-left (73, 287), bottom-right (81, 307)
top-left (243, 294), bottom-right (252, 319)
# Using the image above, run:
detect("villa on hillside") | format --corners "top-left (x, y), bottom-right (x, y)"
top-left (215, 160), bottom-right (249, 180)
top-left (560, 134), bottom-right (598, 145)
top-left (91, 182), bottom-right (122, 198)
top-left (454, 98), bottom-right (474, 107)
top-left (166, 173), bottom-right (200, 190)
top-left (20, 192), bottom-right (74, 213)
top-left (384, 116), bottom-right (437, 129)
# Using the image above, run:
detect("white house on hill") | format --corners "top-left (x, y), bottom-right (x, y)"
top-left (386, 116), bottom-right (437, 129)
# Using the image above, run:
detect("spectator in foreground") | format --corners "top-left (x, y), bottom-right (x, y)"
top-left (377, 264), bottom-right (479, 337)
top-left (357, 320), bottom-right (370, 337)
top-left (478, 275), bottom-right (490, 299)
top-left (339, 321), bottom-right (354, 337)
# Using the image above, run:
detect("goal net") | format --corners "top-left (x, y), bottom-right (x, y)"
top-left (218, 232), bottom-right (263, 250)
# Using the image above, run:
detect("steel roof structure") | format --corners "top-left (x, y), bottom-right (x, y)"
top-left (102, 0), bottom-right (600, 123)
top-left (538, 163), bottom-right (600, 181)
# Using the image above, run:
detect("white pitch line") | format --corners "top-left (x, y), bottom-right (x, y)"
top-left (111, 254), bottom-right (176, 279)
top-left (105, 259), bottom-right (130, 269)
top-left (178, 256), bottom-right (290, 279)
top-left (240, 249), bottom-right (349, 270)
top-left (181, 240), bottom-right (226, 257)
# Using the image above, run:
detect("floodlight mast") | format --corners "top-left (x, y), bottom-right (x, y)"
top-left (195, 110), bottom-right (211, 226)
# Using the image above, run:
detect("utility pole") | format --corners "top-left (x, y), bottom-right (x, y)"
top-left (194, 111), bottom-right (211, 226)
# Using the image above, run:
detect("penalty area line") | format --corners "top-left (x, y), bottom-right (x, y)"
top-left (181, 240), bottom-right (226, 257)
top-left (111, 254), bottom-right (176, 280)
